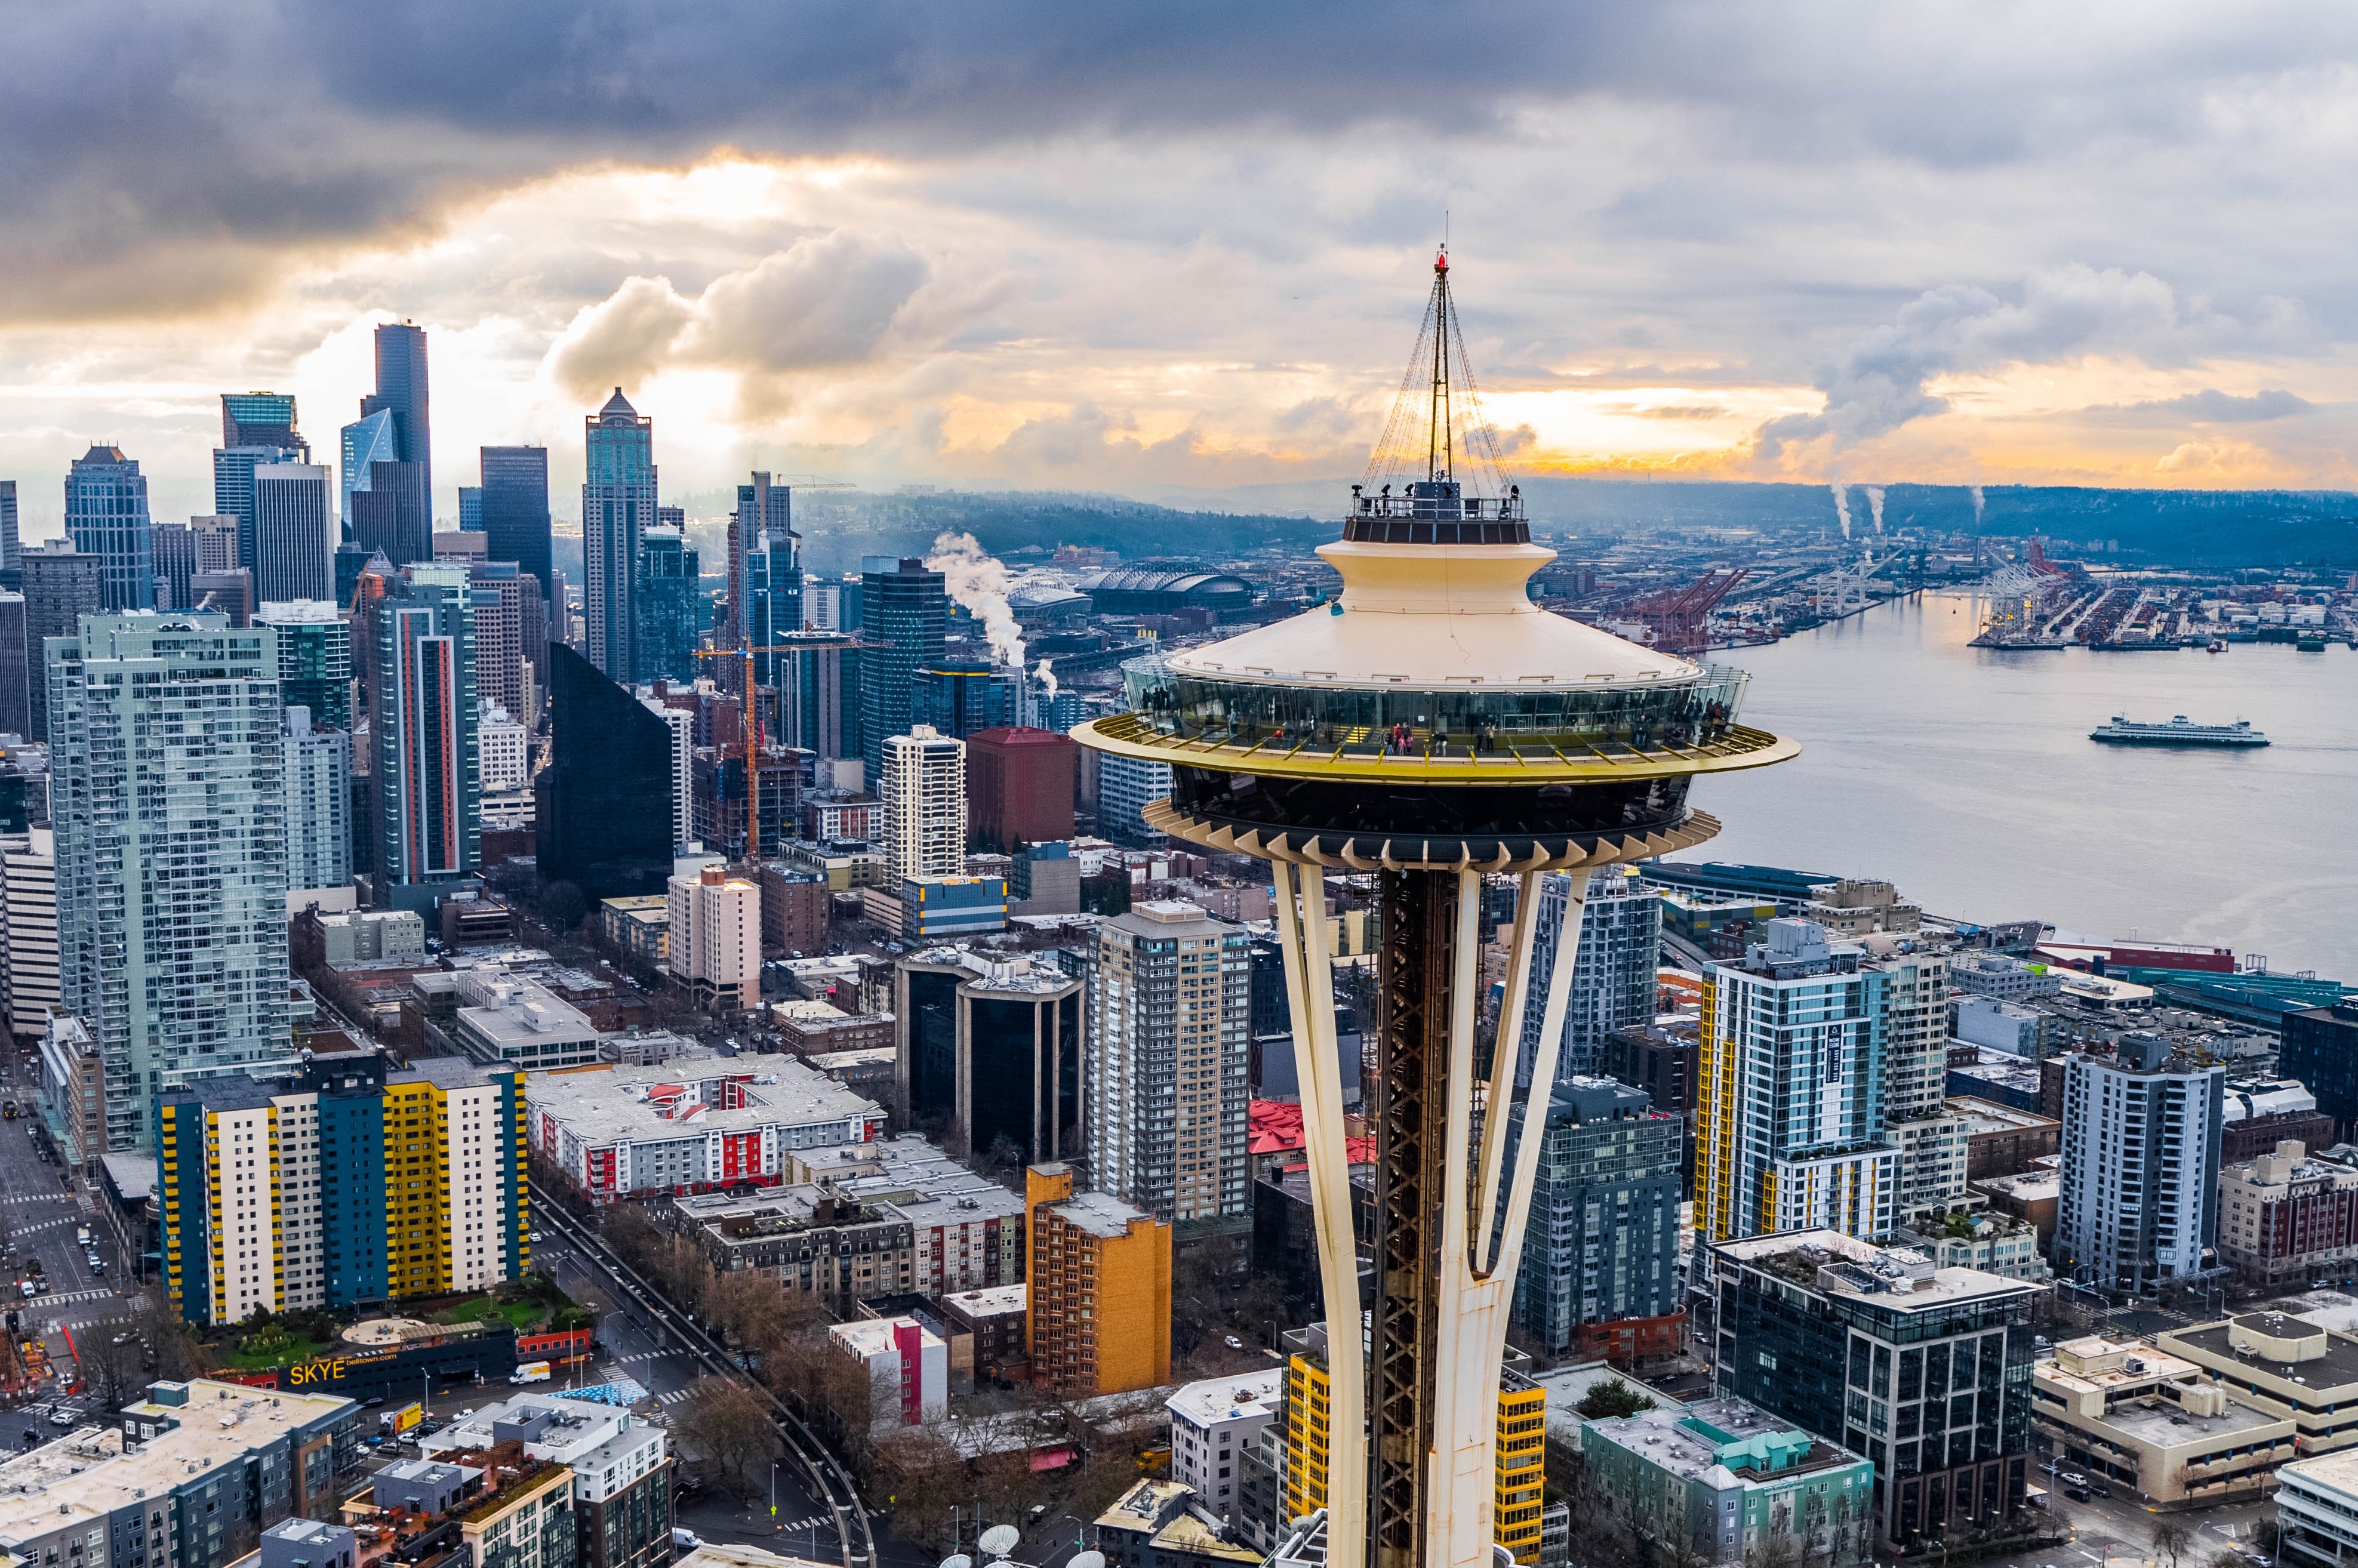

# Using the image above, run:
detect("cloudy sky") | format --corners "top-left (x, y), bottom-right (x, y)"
top-left (7, 0), bottom-right (2357, 533)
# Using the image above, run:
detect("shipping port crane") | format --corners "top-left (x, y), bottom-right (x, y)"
top-left (1620, 568), bottom-right (1747, 654)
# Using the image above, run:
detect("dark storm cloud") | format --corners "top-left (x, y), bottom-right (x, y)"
top-left (5, 0), bottom-right (2356, 322)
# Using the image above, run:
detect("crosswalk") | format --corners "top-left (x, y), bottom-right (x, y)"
top-left (0, 1193), bottom-right (70, 1207)
top-left (36, 1289), bottom-right (116, 1309)
top-left (773, 1518), bottom-right (835, 1536)
top-left (652, 1388), bottom-right (692, 1407)
top-left (614, 1350), bottom-right (676, 1365)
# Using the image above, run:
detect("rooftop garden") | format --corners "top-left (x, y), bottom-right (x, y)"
top-left (207, 1273), bottom-right (590, 1369)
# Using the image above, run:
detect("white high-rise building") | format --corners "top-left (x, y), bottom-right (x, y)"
top-left (2058, 1034), bottom-right (2226, 1293)
top-left (1, 828), bottom-right (59, 1040)
top-left (282, 707), bottom-right (352, 897)
top-left (47, 614), bottom-right (291, 1151)
top-left (639, 695), bottom-right (694, 851)
top-left (1512, 865), bottom-right (1660, 1085)
top-left (1870, 945), bottom-right (1969, 1220)
top-left (479, 701), bottom-right (531, 794)
top-left (1097, 749), bottom-right (1172, 847)
top-left (1698, 919), bottom-right (1896, 1244)
top-left (667, 863), bottom-right (761, 1012)
top-left (1085, 899), bottom-right (1252, 1225)
top-left (880, 725), bottom-right (966, 881)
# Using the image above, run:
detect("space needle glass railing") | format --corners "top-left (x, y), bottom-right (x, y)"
top-left (1119, 659), bottom-right (1755, 760)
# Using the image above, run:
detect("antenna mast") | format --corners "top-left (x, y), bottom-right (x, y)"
top-left (1427, 250), bottom-right (1452, 482)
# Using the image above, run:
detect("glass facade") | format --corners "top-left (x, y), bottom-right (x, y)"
top-left (47, 614), bottom-right (293, 1152)
top-left (64, 446), bottom-right (153, 612)
top-left (1509, 1079), bottom-right (1684, 1353)
top-left (857, 556), bottom-right (947, 786)
top-left (372, 565), bottom-right (480, 892)
top-left (255, 603), bottom-right (354, 731)
top-left (634, 525), bottom-right (700, 681)
top-left (534, 644), bottom-right (676, 902)
top-left (583, 391), bottom-right (656, 683)
top-left (480, 445), bottom-right (552, 600)
top-left (1713, 1238), bottom-right (2035, 1548)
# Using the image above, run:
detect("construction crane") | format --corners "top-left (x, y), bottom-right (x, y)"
top-left (692, 643), bottom-right (809, 868)
top-left (1620, 568), bottom-right (1748, 654)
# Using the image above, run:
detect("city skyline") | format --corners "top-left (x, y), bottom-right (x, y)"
top-left (4, 7), bottom-right (2358, 528)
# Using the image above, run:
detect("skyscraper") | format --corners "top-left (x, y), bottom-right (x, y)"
top-left (880, 725), bottom-right (966, 881)
top-left (583, 389), bottom-right (655, 683)
top-left (254, 600), bottom-right (353, 732)
top-left (150, 516), bottom-right (238, 611)
top-left (372, 563), bottom-right (479, 901)
top-left (858, 555), bottom-right (946, 785)
top-left (1870, 945), bottom-right (1969, 1223)
top-left (64, 445), bottom-right (153, 611)
top-left (47, 612), bottom-right (292, 1151)
top-left (479, 446), bottom-right (552, 600)
top-left (1084, 899), bottom-right (1252, 1227)
top-left (466, 562), bottom-right (539, 720)
top-left (1507, 1077), bottom-right (1684, 1357)
top-left (1512, 865), bottom-right (1661, 1086)
top-left (635, 524), bottom-right (700, 682)
top-left (2057, 1034), bottom-right (2226, 1293)
top-left (728, 473), bottom-right (797, 651)
top-left (19, 542), bottom-right (102, 741)
top-left (344, 324), bottom-right (432, 566)
top-left (221, 391), bottom-right (303, 452)
top-left (457, 486), bottom-right (482, 532)
top-left (0, 593), bottom-right (23, 738)
top-left (535, 645), bottom-right (676, 901)
top-left (283, 706), bottom-right (352, 896)
top-left (1697, 918), bottom-right (1895, 1244)
top-left (253, 463), bottom-right (335, 602)
top-left (364, 322), bottom-right (430, 496)
top-left (0, 480), bottom-right (19, 583)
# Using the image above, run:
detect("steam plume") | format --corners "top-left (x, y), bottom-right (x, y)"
top-left (1969, 485), bottom-right (1985, 526)
top-left (1864, 486), bottom-right (1886, 533)
top-left (1829, 482), bottom-right (1852, 540)
top-left (924, 531), bottom-right (1026, 670)
top-left (1035, 658), bottom-right (1060, 700)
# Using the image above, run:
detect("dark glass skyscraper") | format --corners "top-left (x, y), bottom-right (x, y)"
top-left (1, 479), bottom-right (21, 584)
top-left (479, 445), bottom-right (552, 600)
top-left (728, 472), bottom-right (796, 649)
top-left (19, 543), bottom-right (102, 741)
top-left (857, 555), bottom-right (946, 786)
top-left (214, 392), bottom-right (309, 573)
top-left (344, 324), bottom-right (432, 566)
top-left (535, 644), bottom-right (675, 902)
top-left (65, 446), bottom-right (153, 612)
top-left (635, 525), bottom-right (700, 682)
top-left (583, 389), bottom-right (655, 684)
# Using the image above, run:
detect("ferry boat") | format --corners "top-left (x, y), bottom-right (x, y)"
top-left (2090, 714), bottom-right (2269, 747)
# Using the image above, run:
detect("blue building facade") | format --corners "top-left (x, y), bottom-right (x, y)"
top-left (66, 445), bottom-right (153, 611)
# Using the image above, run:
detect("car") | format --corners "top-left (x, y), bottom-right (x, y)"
top-left (48, 1410), bottom-right (72, 1427)
top-left (362, 1396), bottom-right (385, 1409)
top-left (529, 1231), bottom-right (544, 1243)
top-left (1224, 1335), bottom-right (1244, 1351)
top-left (16, 1282), bottom-right (32, 1299)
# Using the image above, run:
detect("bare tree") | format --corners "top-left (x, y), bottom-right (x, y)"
top-left (681, 1376), bottom-right (777, 1496)
top-left (81, 1320), bottom-right (144, 1408)
top-left (601, 1203), bottom-right (661, 1273)
top-left (869, 1425), bottom-right (964, 1549)
top-left (2153, 1520), bottom-right (2196, 1568)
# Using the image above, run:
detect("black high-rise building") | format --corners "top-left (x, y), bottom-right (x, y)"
top-left (535, 644), bottom-right (676, 903)
top-left (350, 323), bottom-right (432, 565)
top-left (857, 555), bottom-right (946, 786)
top-left (480, 445), bottom-right (552, 600)
top-left (2283, 1003), bottom-right (2358, 1138)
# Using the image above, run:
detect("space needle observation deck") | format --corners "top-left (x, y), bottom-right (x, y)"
top-left (1071, 251), bottom-right (1795, 1568)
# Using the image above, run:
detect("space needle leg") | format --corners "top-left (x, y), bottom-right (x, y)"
top-left (1270, 858), bottom-right (1366, 1568)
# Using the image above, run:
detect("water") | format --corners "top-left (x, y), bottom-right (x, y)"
top-left (1684, 590), bottom-right (2358, 980)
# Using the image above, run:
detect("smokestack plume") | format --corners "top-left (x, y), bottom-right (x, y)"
top-left (1829, 482), bottom-right (1852, 541)
top-left (924, 531), bottom-right (1026, 670)
top-left (1969, 485), bottom-right (1985, 527)
top-left (1864, 486), bottom-right (1885, 534)
top-left (1034, 657), bottom-right (1060, 701)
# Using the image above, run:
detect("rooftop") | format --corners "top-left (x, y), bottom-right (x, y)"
top-left (2103, 1393), bottom-right (2285, 1447)
top-left (1586, 1396), bottom-right (1866, 1487)
top-left (2285, 1446), bottom-right (2358, 1499)
top-left (524, 1058), bottom-right (883, 1147)
top-left (943, 1282), bottom-right (1027, 1318)
top-left (1950, 1096), bottom-right (2061, 1136)
top-left (2164, 1314), bottom-right (2358, 1392)
top-left (1166, 1369), bottom-right (1283, 1430)
top-left (1717, 1230), bottom-right (2040, 1310)
top-left (1049, 1186), bottom-right (1157, 1241)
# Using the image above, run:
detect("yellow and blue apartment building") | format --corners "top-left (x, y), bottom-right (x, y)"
top-left (1280, 1325), bottom-right (1550, 1563)
top-left (1698, 919), bottom-right (1895, 1246)
top-left (161, 1052), bottom-right (527, 1324)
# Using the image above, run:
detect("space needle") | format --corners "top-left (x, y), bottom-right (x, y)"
top-left (1073, 251), bottom-right (1795, 1568)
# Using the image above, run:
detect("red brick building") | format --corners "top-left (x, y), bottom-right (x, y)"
top-left (965, 726), bottom-right (1078, 852)
top-left (757, 867), bottom-right (832, 956)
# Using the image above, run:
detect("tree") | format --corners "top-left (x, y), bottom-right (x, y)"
top-left (537, 880), bottom-right (588, 933)
top-left (1575, 1379), bottom-right (1658, 1421)
top-left (2153, 1520), bottom-right (2196, 1568)
top-left (681, 1376), bottom-right (777, 1496)
top-left (602, 1203), bottom-right (661, 1273)
top-left (81, 1320), bottom-right (145, 1409)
